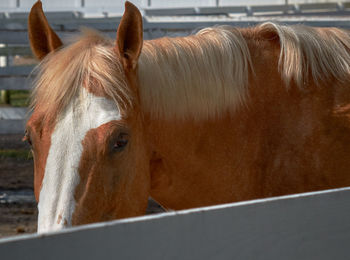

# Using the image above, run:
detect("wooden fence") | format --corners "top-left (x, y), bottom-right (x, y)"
top-left (0, 186), bottom-right (350, 259)
top-left (2, 2), bottom-right (350, 134)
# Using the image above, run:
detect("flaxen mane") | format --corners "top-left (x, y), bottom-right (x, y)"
top-left (30, 30), bottom-right (130, 123)
top-left (258, 23), bottom-right (350, 87)
top-left (30, 23), bottom-right (350, 122)
top-left (138, 26), bottom-right (252, 119)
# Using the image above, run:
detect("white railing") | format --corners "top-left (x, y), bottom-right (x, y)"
top-left (0, 187), bottom-right (350, 259)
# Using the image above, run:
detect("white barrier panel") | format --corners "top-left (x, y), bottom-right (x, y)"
top-left (0, 187), bottom-right (350, 259)
top-left (0, 107), bottom-right (26, 134)
top-left (0, 119), bottom-right (25, 134)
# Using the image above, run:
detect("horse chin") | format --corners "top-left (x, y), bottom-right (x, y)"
top-left (37, 193), bottom-right (76, 233)
top-left (37, 221), bottom-right (70, 234)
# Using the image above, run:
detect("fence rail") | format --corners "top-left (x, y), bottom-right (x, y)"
top-left (144, 2), bottom-right (350, 16)
top-left (2, 2), bottom-right (350, 134)
top-left (1, 187), bottom-right (350, 259)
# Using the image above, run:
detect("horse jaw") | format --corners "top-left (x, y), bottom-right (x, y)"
top-left (37, 88), bottom-right (121, 233)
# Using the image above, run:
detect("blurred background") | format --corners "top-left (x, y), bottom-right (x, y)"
top-left (0, 0), bottom-right (349, 238)
top-left (0, 0), bottom-right (344, 13)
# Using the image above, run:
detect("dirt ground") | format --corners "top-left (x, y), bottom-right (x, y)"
top-left (0, 134), bottom-right (37, 238)
top-left (0, 134), bottom-right (164, 239)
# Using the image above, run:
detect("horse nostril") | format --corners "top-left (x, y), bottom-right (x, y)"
top-left (57, 214), bottom-right (68, 226)
top-left (57, 214), bottom-right (62, 224)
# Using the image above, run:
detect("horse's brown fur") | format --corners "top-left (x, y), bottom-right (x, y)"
top-left (147, 30), bottom-right (350, 208)
top-left (27, 1), bottom-right (350, 227)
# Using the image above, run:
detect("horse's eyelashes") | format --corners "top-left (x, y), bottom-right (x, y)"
top-left (112, 132), bottom-right (129, 151)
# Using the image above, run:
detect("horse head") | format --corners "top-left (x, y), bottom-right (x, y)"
top-left (26, 1), bottom-right (150, 232)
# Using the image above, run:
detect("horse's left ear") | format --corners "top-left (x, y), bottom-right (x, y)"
top-left (28, 1), bottom-right (63, 60)
top-left (116, 1), bottom-right (143, 71)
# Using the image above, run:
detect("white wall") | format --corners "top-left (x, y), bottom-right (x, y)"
top-left (148, 0), bottom-right (342, 7)
top-left (19, 0), bottom-right (81, 9)
top-left (146, 0), bottom-right (216, 8)
top-left (0, 0), bottom-right (142, 13)
top-left (0, 0), bottom-right (342, 12)
top-left (0, 0), bottom-right (17, 8)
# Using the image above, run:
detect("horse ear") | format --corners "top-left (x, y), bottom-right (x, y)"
top-left (28, 1), bottom-right (63, 60)
top-left (116, 1), bottom-right (143, 71)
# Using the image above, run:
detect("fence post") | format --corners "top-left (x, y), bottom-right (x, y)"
top-left (0, 90), bottom-right (10, 104)
top-left (0, 43), bottom-right (10, 105)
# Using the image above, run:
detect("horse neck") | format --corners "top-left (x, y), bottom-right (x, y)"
top-left (142, 32), bottom-right (350, 210)
top-left (140, 32), bottom-right (264, 209)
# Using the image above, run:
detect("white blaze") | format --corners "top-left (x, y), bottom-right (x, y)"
top-left (38, 88), bottom-right (121, 233)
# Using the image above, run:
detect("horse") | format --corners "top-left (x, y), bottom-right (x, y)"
top-left (25, 1), bottom-right (350, 233)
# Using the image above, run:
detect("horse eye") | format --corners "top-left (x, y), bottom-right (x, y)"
top-left (112, 133), bottom-right (129, 151)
